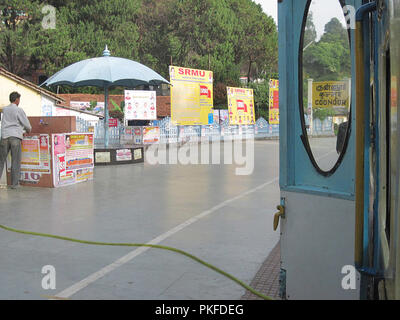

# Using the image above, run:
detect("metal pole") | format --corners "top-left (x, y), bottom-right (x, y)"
top-left (354, 1), bottom-right (377, 271)
top-left (104, 86), bottom-right (109, 148)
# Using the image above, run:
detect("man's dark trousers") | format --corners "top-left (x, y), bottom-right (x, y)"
top-left (0, 137), bottom-right (22, 187)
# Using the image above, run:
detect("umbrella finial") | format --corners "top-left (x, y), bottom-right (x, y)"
top-left (103, 45), bottom-right (111, 57)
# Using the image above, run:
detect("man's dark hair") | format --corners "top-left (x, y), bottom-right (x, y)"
top-left (9, 92), bottom-right (21, 103)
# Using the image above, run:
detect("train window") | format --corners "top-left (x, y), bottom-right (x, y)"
top-left (300, 0), bottom-right (352, 175)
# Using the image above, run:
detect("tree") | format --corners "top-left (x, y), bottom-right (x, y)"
top-left (303, 18), bottom-right (351, 82)
top-left (33, 0), bottom-right (141, 77)
top-left (248, 80), bottom-right (269, 120)
top-left (230, 0), bottom-right (277, 82)
top-left (0, 0), bottom-right (42, 76)
top-left (1, 0), bottom-right (279, 97)
top-left (303, 11), bottom-right (317, 48)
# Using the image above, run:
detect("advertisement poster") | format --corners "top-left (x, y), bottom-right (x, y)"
top-left (269, 79), bottom-right (280, 125)
top-left (134, 149), bottom-right (142, 160)
top-left (213, 110), bottom-right (229, 125)
top-left (125, 90), bottom-right (157, 121)
top-left (227, 87), bottom-right (256, 125)
top-left (170, 66), bottom-right (214, 125)
top-left (20, 135), bottom-right (51, 174)
top-left (60, 170), bottom-right (75, 185)
top-left (76, 168), bottom-right (94, 182)
top-left (53, 133), bottom-right (94, 187)
top-left (52, 134), bottom-right (67, 186)
top-left (133, 127), bottom-right (143, 145)
top-left (312, 81), bottom-right (350, 109)
top-left (39, 135), bottom-right (50, 172)
top-left (143, 127), bottom-right (160, 145)
top-left (21, 139), bottom-right (40, 167)
top-left (109, 118), bottom-right (118, 128)
top-left (65, 134), bottom-right (94, 170)
top-left (116, 149), bottom-right (132, 162)
top-left (70, 101), bottom-right (105, 115)
top-left (95, 152), bottom-right (111, 164)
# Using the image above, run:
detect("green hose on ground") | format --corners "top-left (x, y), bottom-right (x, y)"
top-left (0, 224), bottom-right (274, 301)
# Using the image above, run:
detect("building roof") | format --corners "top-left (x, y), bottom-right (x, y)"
top-left (0, 67), bottom-right (64, 103)
top-left (55, 104), bottom-right (104, 119)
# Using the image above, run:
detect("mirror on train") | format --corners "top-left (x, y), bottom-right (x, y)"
top-left (301, 0), bottom-right (351, 173)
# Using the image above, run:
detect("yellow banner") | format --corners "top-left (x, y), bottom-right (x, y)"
top-left (312, 81), bottom-right (350, 109)
top-left (227, 87), bottom-right (255, 125)
top-left (170, 66), bottom-right (214, 125)
top-left (269, 79), bottom-right (279, 125)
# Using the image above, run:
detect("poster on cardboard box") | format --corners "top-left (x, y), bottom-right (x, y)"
top-left (20, 135), bottom-right (51, 174)
top-left (60, 170), bottom-right (75, 185)
top-left (65, 134), bottom-right (94, 170)
top-left (52, 134), bottom-right (66, 187)
top-left (21, 139), bottom-right (40, 167)
top-left (52, 133), bottom-right (94, 187)
top-left (76, 168), bottom-right (94, 182)
top-left (39, 135), bottom-right (50, 172)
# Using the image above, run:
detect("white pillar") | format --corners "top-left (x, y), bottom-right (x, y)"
top-left (307, 78), bottom-right (314, 136)
top-left (347, 77), bottom-right (352, 120)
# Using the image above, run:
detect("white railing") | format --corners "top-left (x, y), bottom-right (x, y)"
top-left (75, 116), bottom-right (334, 147)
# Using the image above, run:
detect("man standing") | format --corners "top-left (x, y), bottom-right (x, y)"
top-left (0, 92), bottom-right (32, 189)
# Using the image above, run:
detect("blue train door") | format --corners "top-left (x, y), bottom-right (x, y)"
top-left (277, 0), bottom-right (362, 299)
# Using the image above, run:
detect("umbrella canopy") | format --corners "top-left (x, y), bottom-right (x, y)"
top-left (43, 49), bottom-right (169, 88)
top-left (42, 46), bottom-right (170, 148)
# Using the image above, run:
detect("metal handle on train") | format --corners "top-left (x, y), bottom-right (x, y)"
top-left (273, 205), bottom-right (285, 231)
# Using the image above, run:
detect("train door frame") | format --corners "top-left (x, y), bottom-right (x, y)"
top-left (278, 0), bottom-right (362, 300)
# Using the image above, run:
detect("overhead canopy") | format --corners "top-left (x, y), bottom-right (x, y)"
top-left (41, 46), bottom-right (170, 148)
top-left (42, 55), bottom-right (170, 89)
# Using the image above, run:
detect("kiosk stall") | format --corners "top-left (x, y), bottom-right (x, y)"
top-left (5, 116), bottom-right (94, 188)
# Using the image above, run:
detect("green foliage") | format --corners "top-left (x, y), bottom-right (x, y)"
top-left (89, 100), bottom-right (97, 110)
top-left (0, 0), bottom-right (43, 75)
top-left (110, 99), bottom-right (121, 112)
top-left (230, 0), bottom-right (278, 81)
top-left (109, 109), bottom-right (124, 122)
top-left (303, 17), bottom-right (351, 82)
top-left (303, 12), bottom-right (317, 46)
top-left (302, 16), bottom-right (351, 118)
top-left (313, 107), bottom-right (335, 121)
top-left (1, 0), bottom-right (278, 96)
top-left (248, 80), bottom-right (269, 120)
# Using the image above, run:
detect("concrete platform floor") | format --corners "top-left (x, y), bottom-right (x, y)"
top-left (0, 140), bottom-right (282, 300)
